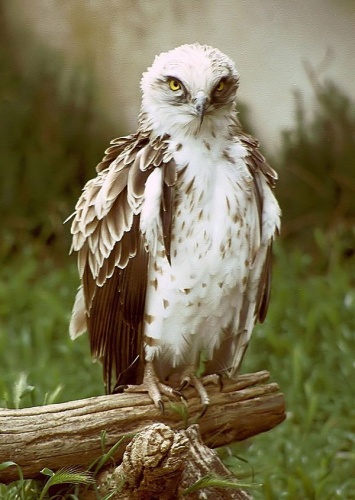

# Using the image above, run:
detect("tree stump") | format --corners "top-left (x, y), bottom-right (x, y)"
top-left (95, 423), bottom-right (252, 499)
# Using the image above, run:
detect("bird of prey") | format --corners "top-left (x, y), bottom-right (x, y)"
top-left (69, 43), bottom-right (281, 410)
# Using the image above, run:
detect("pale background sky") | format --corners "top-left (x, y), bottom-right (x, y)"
top-left (7, 0), bottom-right (355, 151)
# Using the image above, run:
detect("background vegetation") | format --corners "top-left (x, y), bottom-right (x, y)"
top-left (0, 5), bottom-right (354, 499)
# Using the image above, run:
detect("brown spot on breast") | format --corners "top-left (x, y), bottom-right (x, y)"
top-left (226, 197), bottom-right (231, 214)
top-left (218, 282), bottom-right (223, 288)
top-left (222, 149), bottom-right (236, 164)
top-left (144, 336), bottom-right (160, 347)
top-left (233, 213), bottom-right (240, 224)
top-left (163, 299), bottom-right (169, 309)
top-left (203, 140), bottom-right (211, 150)
top-left (176, 165), bottom-right (188, 180)
top-left (185, 177), bottom-right (195, 195)
top-left (176, 143), bottom-right (183, 151)
top-left (198, 209), bottom-right (203, 220)
top-left (153, 261), bottom-right (162, 272)
top-left (144, 314), bottom-right (155, 324)
top-left (182, 288), bottom-right (191, 294)
top-left (150, 278), bottom-right (158, 290)
top-left (202, 282), bottom-right (207, 288)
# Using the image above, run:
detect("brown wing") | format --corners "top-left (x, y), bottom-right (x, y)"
top-left (239, 131), bottom-right (279, 323)
top-left (70, 133), bottom-right (176, 392)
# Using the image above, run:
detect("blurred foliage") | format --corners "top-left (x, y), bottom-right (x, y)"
top-left (0, 245), bottom-right (103, 406)
top-left (276, 78), bottom-right (355, 261)
top-left (0, 4), bottom-right (115, 260)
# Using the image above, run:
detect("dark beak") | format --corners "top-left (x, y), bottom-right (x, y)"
top-left (193, 91), bottom-right (209, 125)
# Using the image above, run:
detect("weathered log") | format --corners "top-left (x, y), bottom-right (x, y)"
top-left (94, 423), bottom-right (253, 499)
top-left (0, 371), bottom-right (286, 484)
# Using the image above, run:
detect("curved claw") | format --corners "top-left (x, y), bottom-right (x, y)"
top-left (181, 393), bottom-right (188, 403)
top-left (200, 403), bottom-right (208, 419)
top-left (112, 384), bottom-right (128, 394)
top-left (157, 399), bottom-right (165, 413)
top-left (178, 379), bottom-right (190, 391)
top-left (123, 362), bottom-right (180, 410)
top-left (172, 389), bottom-right (187, 402)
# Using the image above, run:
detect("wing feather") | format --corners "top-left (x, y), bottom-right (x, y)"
top-left (70, 132), bottom-right (176, 392)
top-left (161, 163), bottom-right (177, 262)
top-left (96, 134), bottom-right (138, 173)
top-left (256, 243), bottom-right (273, 323)
top-left (239, 131), bottom-right (279, 324)
top-left (239, 132), bottom-right (278, 188)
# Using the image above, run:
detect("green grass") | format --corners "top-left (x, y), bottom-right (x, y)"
top-left (0, 245), bottom-right (103, 408)
top-left (0, 236), bottom-right (354, 498)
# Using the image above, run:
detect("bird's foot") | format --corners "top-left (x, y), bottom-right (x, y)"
top-left (124, 361), bottom-right (183, 411)
top-left (179, 369), bottom-right (221, 416)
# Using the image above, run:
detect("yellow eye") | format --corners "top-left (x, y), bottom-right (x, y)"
top-left (215, 80), bottom-right (225, 92)
top-left (169, 79), bottom-right (181, 91)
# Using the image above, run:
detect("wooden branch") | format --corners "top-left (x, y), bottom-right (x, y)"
top-left (0, 371), bottom-right (286, 484)
top-left (95, 423), bottom-right (252, 499)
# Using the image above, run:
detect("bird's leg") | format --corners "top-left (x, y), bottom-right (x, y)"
top-left (142, 361), bottom-right (181, 411)
top-left (124, 361), bottom-right (182, 411)
top-left (179, 367), bottom-right (221, 415)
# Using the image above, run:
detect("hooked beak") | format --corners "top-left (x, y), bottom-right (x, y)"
top-left (193, 91), bottom-right (210, 125)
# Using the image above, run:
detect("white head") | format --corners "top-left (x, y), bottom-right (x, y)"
top-left (139, 43), bottom-right (239, 138)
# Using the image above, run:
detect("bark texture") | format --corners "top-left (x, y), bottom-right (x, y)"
top-left (95, 424), bottom-right (253, 499)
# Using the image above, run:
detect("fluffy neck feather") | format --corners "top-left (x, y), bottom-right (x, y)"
top-left (138, 103), bottom-right (237, 140)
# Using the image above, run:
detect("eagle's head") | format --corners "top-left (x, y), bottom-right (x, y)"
top-left (139, 43), bottom-right (240, 138)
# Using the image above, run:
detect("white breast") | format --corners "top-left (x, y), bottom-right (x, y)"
top-left (141, 136), bottom-right (268, 378)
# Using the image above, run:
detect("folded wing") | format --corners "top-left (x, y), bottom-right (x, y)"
top-left (70, 133), bottom-right (176, 392)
